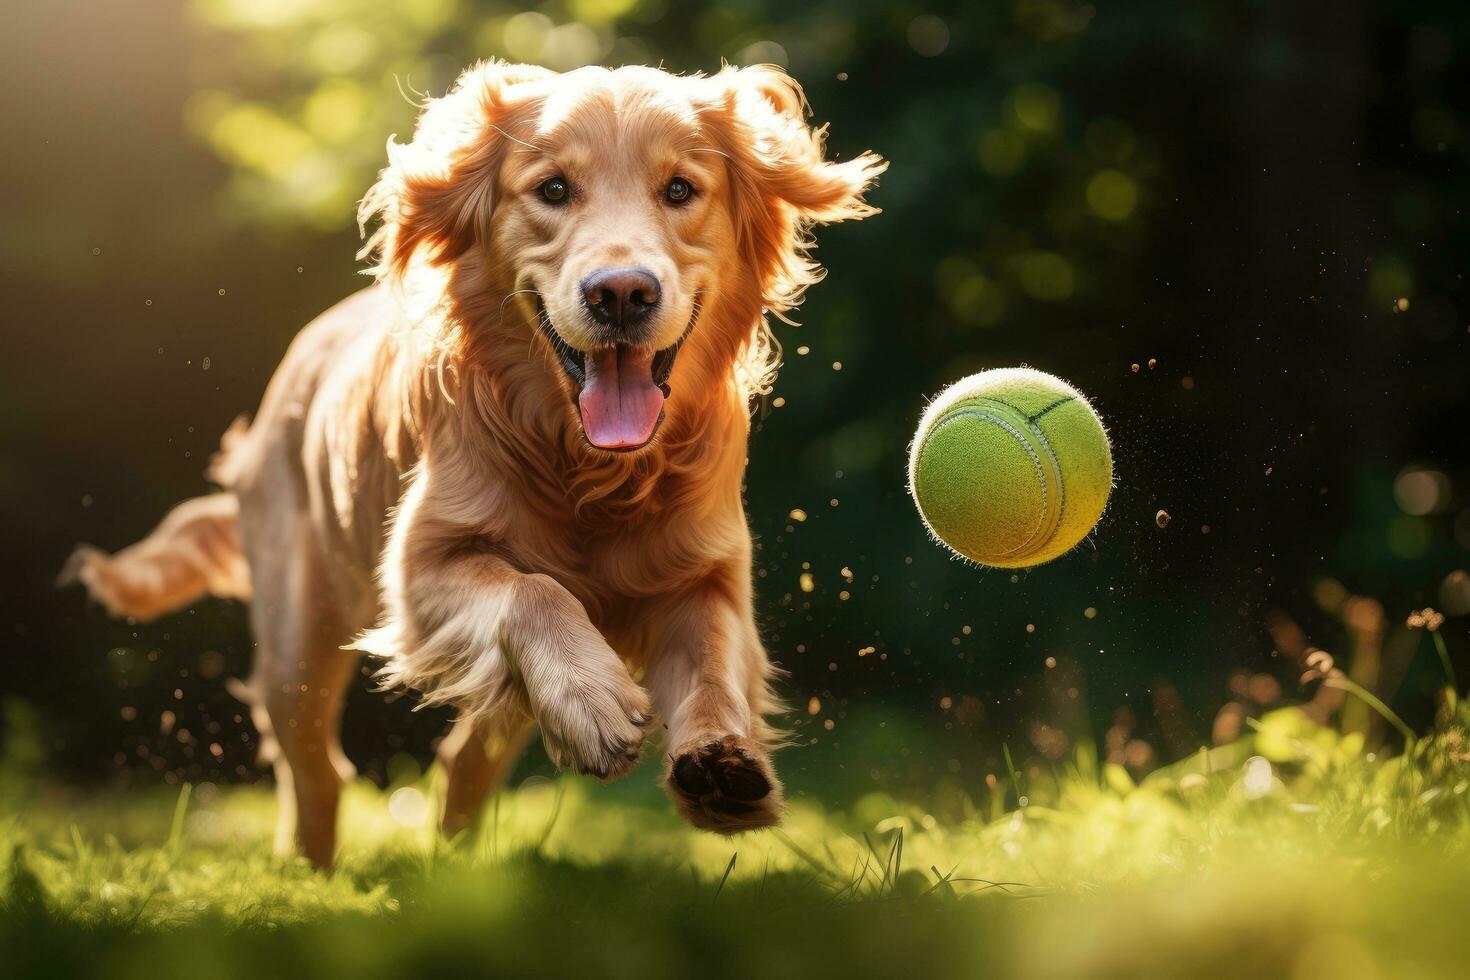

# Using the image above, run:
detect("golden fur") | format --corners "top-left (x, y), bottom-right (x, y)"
top-left (66, 61), bottom-right (884, 866)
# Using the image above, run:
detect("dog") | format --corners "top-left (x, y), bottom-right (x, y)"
top-left (63, 61), bottom-right (885, 867)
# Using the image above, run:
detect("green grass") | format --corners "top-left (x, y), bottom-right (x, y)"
top-left (4, 704), bottom-right (1470, 979)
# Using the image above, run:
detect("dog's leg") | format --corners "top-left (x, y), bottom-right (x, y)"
top-left (62, 492), bottom-right (251, 622)
top-left (248, 525), bottom-right (357, 869)
top-left (647, 575), bottom-right (784, 833)
top-left (361, 469), bottom-right (652, 781)
top-left (258, 648), bottom-right (357, 868)
top-left (438, 714), bottom-right (534, 840)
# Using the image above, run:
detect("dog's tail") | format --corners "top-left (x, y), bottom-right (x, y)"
top-left (60, 492), bottom-right (252, 622)
top-left (60, 419), bottom-right (254, 622)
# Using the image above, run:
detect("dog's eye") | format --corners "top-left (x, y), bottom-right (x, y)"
top-left (665, 178), bottom-right (693, 205)
top-left (540, 177), bottom-right (570, 204)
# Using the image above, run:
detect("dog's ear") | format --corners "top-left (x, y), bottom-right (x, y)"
top-left (699, 65), bottom-right (887, 314)
top-left (359, 61), bottom-right (552, 278)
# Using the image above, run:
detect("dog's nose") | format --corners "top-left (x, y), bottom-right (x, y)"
top-left (581, 267), bottom-right (661, 331)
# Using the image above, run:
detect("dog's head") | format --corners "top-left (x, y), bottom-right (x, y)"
top-left (361, 61), bottom-right (885, 453)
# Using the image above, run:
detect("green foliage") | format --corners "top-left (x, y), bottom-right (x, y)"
top-left (0, 698), bottom-right (44, 807)
top-left (6, 707), bottom-right (1470, 978)
top-left (182, 0), bottom-right (1163, 326)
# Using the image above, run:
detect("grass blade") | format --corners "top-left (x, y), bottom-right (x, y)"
top-left (1003, 743), bottom-right (1023, 807)
top-left (167, 783), bottom-right (192, 854)
top-left (714, 851), bottom-right (737, 899)
top-left (770, 828), bottom-right (835, 882)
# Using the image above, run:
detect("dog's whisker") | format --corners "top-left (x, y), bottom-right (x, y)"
top-left (489, 123), bottom-right (537, 151)
top-left (498, 288), bottom-right (540, 324)
top-left (686, 146), bottom-right (732, 161)
top-left (391, 73), bottom-right (430, 110)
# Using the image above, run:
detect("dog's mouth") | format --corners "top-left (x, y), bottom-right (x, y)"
top-left (535, 298), bottom-right (695, 452)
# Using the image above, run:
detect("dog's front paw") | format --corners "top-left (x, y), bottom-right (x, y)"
top-left (537, 671), bottom-right (653, 781)
top-left (666, 734), bottom-right (783, 833)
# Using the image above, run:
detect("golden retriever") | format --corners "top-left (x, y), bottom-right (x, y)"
top-left (64, 61), bottom-right (885, 867)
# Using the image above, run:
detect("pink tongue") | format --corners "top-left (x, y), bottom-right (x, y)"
top-left (578, 346), bottom-right (665, 449)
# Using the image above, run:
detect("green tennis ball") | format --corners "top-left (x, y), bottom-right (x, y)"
top-left (908, 367), bottom-right (1113, 568)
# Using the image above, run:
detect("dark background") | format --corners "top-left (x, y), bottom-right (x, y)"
top-left (3, 0), bottom-right (1468, 802)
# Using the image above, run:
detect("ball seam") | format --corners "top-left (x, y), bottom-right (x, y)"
top-left (973, 414), bottom-right (1050, 561)
top-left (962, 397), bottom-right (1070, 558)
top-left (920, 409), bottom-right (1049, 563)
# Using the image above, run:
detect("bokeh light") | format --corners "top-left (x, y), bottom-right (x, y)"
top-left (906, 15), bottom-right (950, 57)
top-left (1393, 466), bottom-right (1451, 516)
top-left (387, 786), bottom-right (430, 827)
top-left (1440, 569), bottom-right (1470, 616)
top-left (1086, 169), bottom-right (1138, 221)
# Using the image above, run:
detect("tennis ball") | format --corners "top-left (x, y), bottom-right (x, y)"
top-left (908, 367), bottom-right (1112, 568)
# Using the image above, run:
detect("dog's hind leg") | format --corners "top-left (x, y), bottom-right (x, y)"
top-left (246, 522), bottom-right (357, 869)
top-left (62, 492), bottom-right (250, 622)
top-left (437, 714), bottom-right (534, 841)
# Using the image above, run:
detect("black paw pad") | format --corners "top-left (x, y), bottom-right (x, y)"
top-left (713, 756), bottom-right (770, 801)
top-left (671, 743), bottom-right (771, 804)
top-left (673, 753), bottom-right (715, 795)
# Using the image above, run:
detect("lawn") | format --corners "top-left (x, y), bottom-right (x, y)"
top-left (4, 702), bottom-right (1470, 979)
